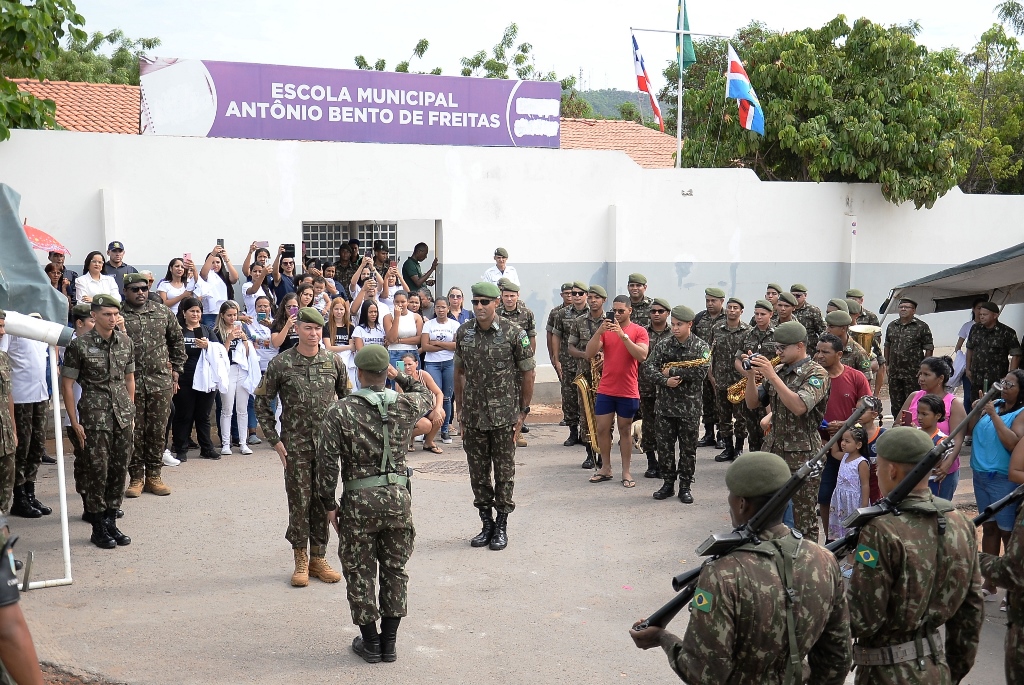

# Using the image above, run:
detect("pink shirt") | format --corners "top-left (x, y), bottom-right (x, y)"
top-left (909, 390), bottom-right (959, 472)
top-left (597, 322), bottom-right (649, 399)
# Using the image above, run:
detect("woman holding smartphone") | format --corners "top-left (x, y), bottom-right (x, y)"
top-left (200, 245), bottom-right (239, 328)
top-left (156, 257), bottom-right (197, 314)
top-left (212, 300), bottom-right (254, 456)
top-left (384, 290), bottom-right (424, 372)
top-left (171, 297), bottom-right (218, 461)
top-left (271, 293), bottom-right (301, 353)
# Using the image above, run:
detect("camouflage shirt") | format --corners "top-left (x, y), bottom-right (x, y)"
top-left (254, 347), bottom-right (348, 453)
top-left (498, 302), bottom-right (537, 338)
top-left (848, 491), bottom-right (983, 684)
top-left (711, 321), bottom-right (752, 387)
top-left (884, 318), bottom-right (934, 379)
top-left (858, 309), bottom-right (881, 327)
top-left (545, 303), bottom-right (569, 335)
top-left (980, 503), bottom-right (1024, 627)
top-left (454, 316), bottom-right (535, 430)
top-left (735, 325), bottom-right (777, 361)
top-left (552, 305), bottom-right (587, 366)
top-left (122, 298), bottom-right (186, 392)
top-left (61, 329), bottom-right (136, 430)
top-left (639, 325), bottom-right (672, 398)
top-left (642, 333), bottom-right (711, 419)
top-left (567, 310), bottom-right (606, 353)
top-left (661, 524), bottom-right (852, 684)
top-left (794, 303), bottom-right (826, 351)
top-left (693, 310), bottom-right (726, 346)
top-left (629, 296), bottom-right (653, 329)
top-left (0, 351), bottom-right (13, 456)
top-left (759, 357), bottom-right (830, 454)
top-left (840, 338), bottom-right (872, 379)
top-left (966, 321), bottom-right (1022, 388)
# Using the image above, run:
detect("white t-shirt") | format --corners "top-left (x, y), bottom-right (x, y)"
top-left (248, 321), bottom-right (276, 371)
top-left (200, 273), bottom-right (230, 315)
top-left (958, 319), bottom-right (975, 342)
top-left (7, 335), bottom-right (49, 403)
top-left (481, 264), bottom-right (520, 286)
top-left (388, 310), bottom-right (420, 351)
top-left (75, 273), bottom-right (120, 303)
top-left (422, 317), bottom-right (460, 362)
top-left (156, 278), bottom-right (197, 314)
top-left (353, 324), bottom-right (386, 347)
top-left (352, 299), bottom-right (391, 327)
top-left (243, 282), bottom-right (274, 318)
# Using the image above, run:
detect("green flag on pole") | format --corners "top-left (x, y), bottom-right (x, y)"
top-left (677, 0), bottom-right (696, 72)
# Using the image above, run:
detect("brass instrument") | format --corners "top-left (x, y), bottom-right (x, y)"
top-left (727, 356), bottom-right (782, 404)
top-left (850, 324), bottom-right (882, 354)
top-left (574, 358), bottom-right (602, 450)
top-left (661, 358), bottom-right (713, 372)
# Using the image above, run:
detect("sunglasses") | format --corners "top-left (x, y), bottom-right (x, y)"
top-left (450, 293), bottom-right (463, 298)
top-left (651, 308), bottom-right (669, 315)
top-left (612, 309), bottom-right (628, 315)
top-left (127, 286), bottom-right (149, 293)
top-left (471, 298), bottom-right (493, 306)
top-left (571, 291), bottom-right (586, 296)
top-left (281, 260), bottom-right (294, 265)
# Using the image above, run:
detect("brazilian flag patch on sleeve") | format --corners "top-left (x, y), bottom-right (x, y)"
top-left (808, 376), bottom-right (823, 388)
top-left (691, 589), bottom-right (713, 613)
top-left (855, 544), bottom-right (879, 568)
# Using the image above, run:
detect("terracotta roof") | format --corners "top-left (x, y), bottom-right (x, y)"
top-left (559, 118), bottom-right (677, 168)
top-left (10, 79), bottom-right (140, 134)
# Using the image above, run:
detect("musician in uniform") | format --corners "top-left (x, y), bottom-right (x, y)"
top-left (551, 281), bottom-right (588, 447)
top-left (790, 284), bottom-right (826, 352)
top-left (749, 283), bottom-right (782, 327)
top-left (846, 288), bottom-right (881, 327)
top-left (639, 298), bottom-right (672, 478)
top-left (567, 285), bottom-right (608, 469)
top-left (694, 288), bottom-right (726, 449)
top-left (734, 299), bottom-right (777, 451)
top-left (774, 291), bottom-right (798, 325)
top-left (626, 273), bottom-right (653, 328)
top-left (711, 298), bottom-right (751, 462)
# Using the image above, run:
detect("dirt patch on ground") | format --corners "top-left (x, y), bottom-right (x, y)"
top-left (42, 664), bottom-right (124, 685)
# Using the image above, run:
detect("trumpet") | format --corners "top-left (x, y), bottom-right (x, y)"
top-left (727, 355), bottom-right (782, 404)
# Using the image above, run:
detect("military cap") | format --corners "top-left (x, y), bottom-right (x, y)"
top-left (107, 240), bottom-right (125, 251)
top-left (354, 344), bottom-right (390, 372)
top-left (652, 297), bottom-right (671, 311)
top-left (777, 292), bottom-right (798, 306)
top-left (372, 240), bottom-right (388, 251)
top-left (727, 297), bottom-right (744, 309)
top-left (773, 321), bottom-right (807, 344)
top-left (588, 284), bottom-right (608, 299)
top-left (297, 307), bottom-right (325, 326)
top-left (561, 282), bottom-right (573, 291)
top-left (471, 282), bottom-right (501, 298)
top-left (72, 304), bottom-right (92, 321)
top-left (725, 451), bottom-right (792, 497)
top-left (875, 426), bottom-right (934, 464)
top-left (124, 272), bottom-right (148, 286)
top-left (899, 297), bottom-right (918, 308)
top-left (980, 301), bottom-right (1000, 314)
top-left (790, 284), bottom-right (808, 293)
top-left (825, 310), bottom-right (853, 327)
top-left (498, 277), bottom-right (519, 292)
top-left (627, 273), bottom-right (647, 285)
top-left (754, 299), bottom-right (774, 312)
top-left (766, 283), bottom-right (784, 294)
top-left (494, 247), bottom-right (509, 258)
top-left (671, 304), bottom-right (695, 322)
top-left (845, 299), bottom-right (863, 315)
top-left (827, 298), bottom-right (850, 312)
top-left (846, 288), bottom-right (864, 298)
top-left (705, 287), bottom-right (726, 299)
top-left (572, 280), bottom-right (588, 293)
top-left (91, 294), bottom-right (121, 309)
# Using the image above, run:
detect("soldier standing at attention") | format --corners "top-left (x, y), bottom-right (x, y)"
top-left (454, 282), bottom-right (535, 551)
top-left (60, 294), bottom-right (136, 549)
top-left (315, 344), bottom-right (433, 664)
top-left (256, 307), bottom-right (347, 587)
top-left (790, 284), bottom-right (826, 352)
top-left (884, 298), bottom-right (934, 419)
top-left (644, 305), bottom-right (710, 504)
top-left (121, 273), bottom-right (186, 498)
top-left (774, 291), bottom-right (798, 325)
top-left (0, 312), bottom-right (16, 516)
top-left (6, 320), bottom-right (49, 518)
top-left (734, 299), bottom-right (777, 452)
top-left (626, 273), bottom-right (653, 328)
top-left (630, 451), bottom-right (852, 683)
top-left (711, 298), bottom-right (751, 462)
top-left (546, 282), bottom-right (573, 426)
top-left (749, 283), bottom-right (782, 326)
top-left (638, 298), bottom-right (672, 478)
top-left (847, 288), bottom-right (881, 327)
top-left (694, 287), bottom-right (727, 449)
top-left (497, 278), bottom-right (537, 447)
top-left (744, 321), bottom-right (830, 542)
top-left (847, 427), bottom-right (983, 684)
top-left (568, 285), bottom-right (609, 469)
top-left (551, 281), bottom-right (587, 446)
top-left (824, 310), bottom-right (872, 380)
top-left (965, 301), bottom-right (1021, 401)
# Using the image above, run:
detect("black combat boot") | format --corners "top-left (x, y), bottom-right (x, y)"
top-left (581, 445), bottom-right (595, 469)
top-left (652, 480), bottom-right (674, 500)
top-left (644, 452), bottom-right (659, 479)
top-left (352, 623), bottom-right (382, 663)
top-left (715, 431), bottom-right (725, 451)
top-left (10, 485), bottom-right (42, 518)
top-left (471, 508), bottom-right (494, 547)
top-left (734, 437), bottom-right (744, 458)
top-left (563, 426), bottom-right (580, 447)
top-left (489, 512), bottom-right (509, 550)
top-left (380, 617), bottom-right (401, 662)
top-left (90, 515), bottom-right (116, 549)
top-left (696, 428), bottom-right (716, 447)
top-left (104, 509), bottom-right (131, 546)
top-left (24, 481), bottom-right (51, 515)
top-left (715, 436), bottom-right (736, 462)
top-left (678, 479), bottom-right (694, 504)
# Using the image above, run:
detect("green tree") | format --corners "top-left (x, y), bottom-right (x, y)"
top-left (559, 75), bottom-right (593, 118)
top-left (618, 101), bottom-right (641, 123)
top-left (459, 23), bottom-right (555, 81)
top-left (356, 38), bottom-right (441, 75)
top-left (4, 28), bottom-right (160, 85)
top-left (0, 0), bottom-right (86, 141)
top-left (997, 1), bottom-right (1024, 33)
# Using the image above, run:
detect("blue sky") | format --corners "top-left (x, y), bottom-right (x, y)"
top-left (77, 1), bottom-right (1009, 91)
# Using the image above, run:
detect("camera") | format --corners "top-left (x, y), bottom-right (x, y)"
top-left (741, 353), bottom-right (763, 371)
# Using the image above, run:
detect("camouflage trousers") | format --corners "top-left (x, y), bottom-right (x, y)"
top-left (1005, 622), bottom-right (1023, 685)
top-left (656, 416), bottom-right (698, 485)
top-left (0, 450), bottom-right (13, 513)
top-left (284, 448), bottom-right (329, 557)
top-left (638, 395), bottom-right (658, 455)
top-left (775, 449), bottom-right (820, 543)
top-left (464, 424), bottom-right (516, 514)
top-left (700, 376), bottom-right (717, 432)
top-left (743, 405), bottom-right (767, 451)
top-left (80, 424), bottom-right (133, 515)
top-left (560, 360), bottom-right (579, 425)
top-left (337, 494), bottom-right (415, 625)
top-left (14, 401), bottom-right (47, 486)
top-left (67, 425), bottom-right (85, 496)
top-left (887, 375), bottom-right (918, 420)
top-left (714, 387), bottom-right (747, 444)
top-left (129, 386), bottom-right (173, 481)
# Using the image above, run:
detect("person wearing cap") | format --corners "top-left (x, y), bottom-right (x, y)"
top-left (735, 299), bottom-right (778, 452)
top-left (61, 293), bottom-right (136, 549)
top-left (846, 427), bottom-right (983, 684)
top-left (630, 451), bottom-right (852, 682)
top-left (825, 298), bottom-right (849, 314)
top-left (743, 320), bottom-right (830, 541)
top-left (5, 316), bottom-right (51, 519)
top-left (497, 278), bottom-right (537, 353)
top-left (694, 287), bottom-right (727, 449)
top-left (638, 298), bottom-right (672, 478)
top-left (749, 283), bottom-right (782, 327)
top-left (568, 285), bottom-right (610, 468)
top-left (102, 241), bottom-right (139, 300)
top-left (454, 282), bottom-right (535, 551)
top-left (545, 283), bottom-right (574, 397)
top-left (710, 297), bottom-right (752, 462)
top-left (846, 288), bottom-right (881, 327)
top-left (0, 312), bottom-right (15, 516)
top-left (884, 298), bottom-right (934, 419)
top-left (314, 344), bottom-right (434, 664)
top-left (551, 282), bottom-right (588, 445)
top-left (626, 274), bottom-right (653, 328)
top-left (642, 305), bottom-right (711, 503)
top-left (789, 284), bottom-right (826, 353)
top-left (774, 291), bottom-right (798, 326)
top-left (824, 310), bottom-right (871, 380)
top-left (481, 247), bottom-right (520, 287)
top-left (256, 306), bottom-right (348, 587)
top-left (965, 302), bottom-right (1021, 402)
top-left (62, 305), bottom-right (95, 512)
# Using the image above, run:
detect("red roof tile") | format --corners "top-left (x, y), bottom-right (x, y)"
top-left (10, 79), bottom-right (140, 134)
top-left (559, 118), bottom-right (677, 168)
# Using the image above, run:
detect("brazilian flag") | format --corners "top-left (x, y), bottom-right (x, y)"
top-left (855, 544), bottom-right (879, 568)
top-left (691, 588), bottom-right (713, 613)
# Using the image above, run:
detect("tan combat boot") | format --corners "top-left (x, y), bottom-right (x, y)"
top-left (308, 555), bottom-right (342, 583)
top-left (291, 548), bottom-right (309, 587)
top-left (143, 475), bottom-right (172, 496)
top-left (124, 477), bottom-right (144, 498)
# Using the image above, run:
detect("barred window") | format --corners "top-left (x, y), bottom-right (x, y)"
top-left (301, 221), bottom-right (398, 263)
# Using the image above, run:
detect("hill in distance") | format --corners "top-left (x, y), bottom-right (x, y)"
top-left (579, 88), bottom-right (668, 121)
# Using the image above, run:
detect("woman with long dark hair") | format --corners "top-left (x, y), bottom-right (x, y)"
top-left (75, 250), bottom-right (120, 303)
top-left (271, 292), bottom-right (301, 353)
top-left (156, 257), bottom-right (197, 314)
top-left (171, 297), bottom-right (218, 460)
top-left (212, 300), bottom-right (253, 456)
top-left (199, 244), bottom-right (239, 328)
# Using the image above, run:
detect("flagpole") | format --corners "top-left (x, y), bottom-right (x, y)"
top-left (676, 73), bottom-right (683, 169)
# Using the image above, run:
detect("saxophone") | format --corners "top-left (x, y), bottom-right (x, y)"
top-left (574, 358), bottom-right (602, 450)
top-left (727, 356), bottom-right (782, 404)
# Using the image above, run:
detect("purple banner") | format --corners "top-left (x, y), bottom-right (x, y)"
top-left (139, 57), bottom-right (561, 148)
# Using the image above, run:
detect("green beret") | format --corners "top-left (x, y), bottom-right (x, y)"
top-left (561, 282), bottom-right (573, 292)
top-left (91, 294), bottom-right (121, 310)
top-left (588, 284), bottom-right (608, 299)
top-left (652, 297), bottom-right (671, 311)
top-left (825, 310), bottom-right (853, 327)
top-left (773, 321), bottom-right (807, 345)
top-left (766, 283), bottom-right (783, 294)
top-left (754, 299), bottom-right (773, 312)
top-left (727, 297), bottom-right (744, 309)
top-left (498, 278), bottom-right (519, 292)
top-left (72, 304), bottom-right (92, 320)
top-left (297, 307), bottom-right (325, 326)
top-left (671, 304), bottom-right (695, 322)
top-left (627, 273), bottom-right (647, 285)
top-left (0, 309), bottom-right (5, 320)
top-left (876, 426), bottom-right (934, 464)
top-left (124, 272), bottom-right (148, 286)
top-left (827, 298), bottom-right (850, 312)
top-left (846, 288), bottom-right (864, 298)
top-left (778, 292), bottom-right (798, 306)
top-left (494, 247), bottom-right (509, 258)
top-left (790, 284), bottom-right (808, 293)
top-left (980, 301), bottom-right (1000, 314)
top-left (725, 451), bottom-right (792, 497)
top-left (572, 280), bottom-right (588, 293)
top-left (846, 299), bottom-right (863, 315)
top-left (705, 287), bottom-right (726, 299)
top-left (471, 282), bottom-right (501, 298)
top-left (899, 297), bottom-right (918, 308)
top-left (354, 344), bottom-right (390, 372)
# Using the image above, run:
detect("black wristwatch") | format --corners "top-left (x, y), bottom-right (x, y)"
top-left (520, 406), bottom-right (530, 415)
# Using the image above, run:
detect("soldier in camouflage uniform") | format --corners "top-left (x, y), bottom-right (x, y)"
top-left (568, 285), bottom-right (609, 468)
top-left (847, 288), bottom-right (881, 327)
top-left (630, 451), bottom-right (852, 683)
top-left (60, 294), bottom-right (136, 549)
top-left (734, 299), bottom-right (777, 452)
top-left (454, 282), bottom-right (535, 552)
top-left (790, 284), bottom-right (826, 352)
top-left (626, 273), bottom-right (653, 329)
top-left (551, 281), bottom-right (588, 446)
top-left (748, 283), bottom-right (782, 327)
top-left (744, 321), bottom-right (830, 542)
top-left (848, 427), bottom-right (983, 684)
top-left (884, 298), bottom-right (934, 418)
top-left (644, 305), bottom-right (710, 504)
top-left (121, 273), bottom-right (186, 498)
top-left (694, 288), bottom-right (727, 448)
top-left (256, 307), bottom-right (347, 587)
top-left (0, 516), bottom-right (45, 684)
top-left (825, 310), bottom-right (872, 380)
top-left (638, 298), bottom-right (672, 478)
top-left (774, 291), bottom-right (798, 325)
top-left (497, 278), bottom-right (536, 349)
top-left (6, 326), bottom-right (49, 519)
top-left (980, 502), bottom-right (1024, 683)
top-left (0, 312), bottom-right (16, 515)
top-left (315, 344), bottom-right (433, 663)
top-left (711, 298), bottom-right (751, 462)
top-left (545, 282), bottom-right (573, 424)
top-left (966, 301), bottom-right (1021, 401)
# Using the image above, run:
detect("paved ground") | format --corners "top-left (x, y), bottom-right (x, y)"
top-left (11, 423), bottom-right (1010, 684)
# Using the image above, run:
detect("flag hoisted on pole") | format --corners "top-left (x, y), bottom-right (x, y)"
top-left (675, 0), bottom-right (696, 168)
top-left (632, 34), bottom-right (664, 132)
top-left (725, 43), bottom-right (765, 135)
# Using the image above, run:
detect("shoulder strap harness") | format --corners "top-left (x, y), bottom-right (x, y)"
top-left (343, 388), bottom-right (409, 492)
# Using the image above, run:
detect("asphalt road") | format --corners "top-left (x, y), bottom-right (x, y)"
top-left (11, 425), bottom-right (1010, 684)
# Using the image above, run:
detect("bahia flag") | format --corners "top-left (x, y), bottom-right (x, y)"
top-left (725, 43), bottom-right (765, 135)
top-left (632, 34), bottom-right (664, 132)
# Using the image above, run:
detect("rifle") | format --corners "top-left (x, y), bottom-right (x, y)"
top-left (973, 482), bottom-right (1024, 527)
top-left (635, 395), bottom-right (883, 630)
top-left (827, 382), bottom-right (1004, 559)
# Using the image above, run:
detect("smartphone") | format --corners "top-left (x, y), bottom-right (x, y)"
top-left (605, 311), bottom-right (615, 321)
top-left (234, 321), bottom-right (242, 330)
top-left (183, 252), bottom-right (192, 263)
top-left (256, 240), bottom-right (269, 249)
top-left (396, 361), bottom-right (405, 373)
top-left (901, 410), bottom-right (914, 427)
top-left (389, 259), bottom-right (397, 269)
top-left (365, 248), bottom-right (373, 259)
top-left (257, 312), bottom-right (268, 323)
top-left (217, 238), bottom-right (225, 247)
top-left (288, 305), bottom-right (298, 317)
top-left (282, 243), bottom-right (296, 259)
